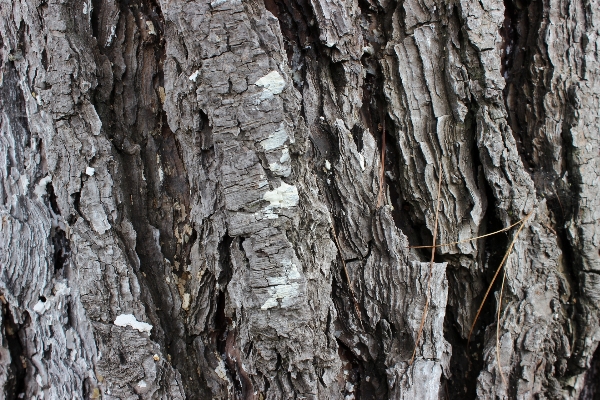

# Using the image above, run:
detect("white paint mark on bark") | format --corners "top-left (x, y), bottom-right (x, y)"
top-left (86, 167), bottom-right (95, 176)
top-left (114, 314), bottom-right (153, 333)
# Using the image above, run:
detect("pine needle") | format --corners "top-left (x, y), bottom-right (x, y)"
top-left (496, 268), bottom-right (508, 386)
top-left (467, 211), bottom-right (532, 347)
top-left (409, 218), bottom-right (524, 249)
top-left (377, 117), bottom-right (386, 208)
top-left (410, 161), bottom-right (443, 365)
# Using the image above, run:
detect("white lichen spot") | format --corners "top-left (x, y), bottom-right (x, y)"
top-left (261, 261), bottom-right (302, 310)
top-left (280, 148), bottom-right (290, 163)
top-left (255, 71), bottom-right (286, 100)
top-left (182, 293), bottom-right (190, 310)
top-left (260, 123), bottom-right (289, 151)
top-left (86, 167), bottom-right (95, 176)
top-left (114, 314), bottom-right (153, 333)
top-left (106, 25), bottom-right (117, 47)
top-left (263, 182), bottom-right (299, 208)
top-left (286, 262), bottom-right (301, 280)
top-left (19, 175), bottom-right (29, 194)
top-left (157, 154), bottom-right (164, 183)
top-left (268, 162), bottom-right (291, 177)
top-left (145, 21), bottom-right (156, 35)
top-left (215, 359), bottom-right (228, 380)
top-left (54, 282), bottom-right (70, 296)
top-left (33, 301), bottom-right (47, 314)
top-left (33, 283), bottom-right (70, 314)
top-left (137, 380), bottom-right (147, 388)
top-left (324, 160), bottom-right (331, 170)
top-left (261, 283), bottom-right (300, 310)
top-left (189, 70), bottom-right (200, 82)
top-left (262, 208), bottom-right (280, 220)
top-left (357, 153), bottom-right (365, 171)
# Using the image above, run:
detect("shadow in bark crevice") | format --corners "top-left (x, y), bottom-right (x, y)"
top-left (335, 336), bottom-right (387, 400)
top-left (579, 343), bottom-right (600, 400)
top-left (1, 302), bottom-right (26, 400)
top-left (89, 0), bottom-right (213, 397)
top-left (501, 0), bottom-right (553, 179)
top-left (443, 136), bottom-right (506, 398)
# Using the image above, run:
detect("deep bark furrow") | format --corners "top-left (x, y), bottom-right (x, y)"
top-left (1, 0), bottom-right (599, 398)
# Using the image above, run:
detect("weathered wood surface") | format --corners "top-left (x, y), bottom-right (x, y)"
top-left (0, 0), bottom-right (599, 398)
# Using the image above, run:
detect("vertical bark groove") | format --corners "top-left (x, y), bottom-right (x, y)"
top-left (1, 0), bottom-right (599, 398)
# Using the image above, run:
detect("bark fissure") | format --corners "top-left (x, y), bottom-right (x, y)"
top-left (1, 0), bottom-right (599, 398)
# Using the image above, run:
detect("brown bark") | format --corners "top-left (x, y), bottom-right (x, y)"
top-left (0, 0), bottom-right (599, 398)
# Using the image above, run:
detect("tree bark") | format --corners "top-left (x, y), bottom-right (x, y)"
top-left (1, 0), bottom-right (599, 398)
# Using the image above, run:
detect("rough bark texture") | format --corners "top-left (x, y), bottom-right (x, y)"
top-left (0, 0), bottom-right (599, 398)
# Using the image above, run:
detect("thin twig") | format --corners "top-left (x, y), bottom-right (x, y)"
top-left (542, 223), bottom-right (557, 236)
top-left (377, 116), bottom-right (386, 208)
top-left (467, 211), bottom-right (533, 346)
top-left (496, 268), bottom-right (508, 386)
top-left (409, 218), bottom-right (524, 249)
top-left (410, 161), bottom-right (443, 365)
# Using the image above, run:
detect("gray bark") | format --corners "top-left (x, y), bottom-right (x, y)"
top-left (0, 0), bottom-right (599, 399)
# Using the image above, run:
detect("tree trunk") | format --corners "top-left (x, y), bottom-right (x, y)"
top-left (1, 0), bottom-right (599, 398)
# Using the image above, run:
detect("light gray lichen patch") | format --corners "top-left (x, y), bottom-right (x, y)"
top-left (254, 71), bottom-right (286, 100)
top-left (34, 175), bottom-right (53, 199)
top-left (260, 124), bottom-right (289, 151)
top-left (261, 261), bottom-right (303, 310)
top-left (114, 314), bottom-right (153, 333)
top-left (262, 182), bottom-right (299, 208)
